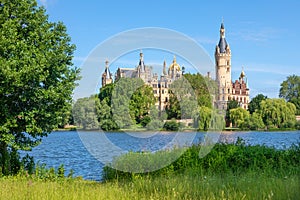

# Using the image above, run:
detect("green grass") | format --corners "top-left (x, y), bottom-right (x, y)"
top-left (0, 170), bottom-right (299, 200)
top-left (1, 139), bottom-right (299, 199)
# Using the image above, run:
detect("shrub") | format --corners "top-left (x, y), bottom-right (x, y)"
top-left (163, 120), bottom-right (179, 131)
top-left (102, 139), bottom-right (300, 181)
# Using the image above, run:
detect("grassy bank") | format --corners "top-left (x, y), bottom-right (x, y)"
top-left (0, 169), bottom-right (299, 199)
top-left (1, 140), bottom-right (299, 199)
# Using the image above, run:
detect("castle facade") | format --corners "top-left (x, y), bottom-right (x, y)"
top-left (102, 22), bottom-right (250, 111)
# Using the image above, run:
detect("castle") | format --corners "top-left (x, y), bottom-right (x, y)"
top-left (101, 22), bottom-right (249, 111)
top-left (214, 22), bottom-right (250, 110)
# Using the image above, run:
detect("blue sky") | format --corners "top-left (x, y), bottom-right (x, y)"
top-left (38, 0), bottom-right (300, 99)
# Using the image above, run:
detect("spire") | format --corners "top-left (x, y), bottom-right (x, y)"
top-left (240, 67), bottom-right (246, 79)
top-left (173, 55), bottom-right (176, 63)
top-left (163, 60), bottom-right (167, 75)
top-left (105, 59), bottom-right (109, 69)
top-left (139, 50), bottom-right (145, 72)
top-left (104, 59), bottom-right (112, 79)
top-left (217, 21), bottom-right (228, 53)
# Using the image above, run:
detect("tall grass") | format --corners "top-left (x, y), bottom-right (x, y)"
top-left (0, 169), bottom-right (299, 199)
top-left (0, 139), bottom-right (299, 199)
top-left (103, 138), bottom-right (300, 181)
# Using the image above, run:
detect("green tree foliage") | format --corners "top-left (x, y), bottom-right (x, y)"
top-left (145, 105), bottom-right (165, 130)
top-left (183, 73), bottom-right (214, 108)
top-left (165, 93), bottom-right (181, 119)
top-left (0, 0), bottom-right (79, 175)
top-left (163, 119), bottom-right (179, 131)
top-left (279, 75), bottom-right (300, 115)
top-left (111, 78), bottom-right (143, 128)
top-left (225, 100), bottom-right (239, 124)
top-left (97, 99), bottom-right (119, 131)
top-left (196, 106), bottom-right (211, 131)
top-left (97, 83), bottom-right (119, 131)
top-left (260, 98), bottom-right (296, 129)
top-left (229, 107), bottom-right (250, 128)
top-left (72, 96), bottom-right (99, 130)
top-left (129, 85), bottom-right (156, 124)
top-left (194, 106), bottom-right (225, 131)
top-left (243, 112), bottom-right (265, 130)
top-left (98, 78), bottom-right (156, 129)
top-left (248, 94), bottom-right (268, 114)
top-left (165, 74), bottom-right (201, 120)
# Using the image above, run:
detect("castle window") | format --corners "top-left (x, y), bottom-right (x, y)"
top-left (165, 97), bottom-right (168, 102)
top-left (226, 67), bottom-right (230, 72)
top-left (228, 89), bottom-right (230, 94)
top-left (162, 90), bottom-right (164, 94)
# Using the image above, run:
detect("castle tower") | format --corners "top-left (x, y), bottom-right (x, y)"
top-left (102, 60), bottom-right (113, 87)
top-left (215, 22), bottom-right (232, 110)
top-left (137, 50), bottom-right (147, 81)
top-left (163, 60), bottom-right (167, 76)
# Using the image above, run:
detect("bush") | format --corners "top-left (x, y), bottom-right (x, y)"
top-left (295, 121), bottom-right (300, 130)
top-left (163, 120), bottom-right (179, 131)
top-left (146, 120), bottom-right (164, 131)
top-left (102, 139), bottom-right (300, 181)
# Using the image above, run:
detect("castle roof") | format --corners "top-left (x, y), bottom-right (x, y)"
top-left (218, 22), bottom-right (229, 53)
top-left (169, 56), bottom-right (181, 71)
top-left (104, 60), bottom-right (112, 79)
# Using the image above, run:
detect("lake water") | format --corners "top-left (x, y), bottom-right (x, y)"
top-left (23, 130), bottom-right (300, 181)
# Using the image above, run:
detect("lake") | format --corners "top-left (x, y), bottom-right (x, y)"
top-left (23, 130), bottom-right (300, 181)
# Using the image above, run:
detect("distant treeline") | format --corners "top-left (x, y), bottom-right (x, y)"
top-left (71, 74), bottom-right (300, 131)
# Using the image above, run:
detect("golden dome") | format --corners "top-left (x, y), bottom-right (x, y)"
top-left (240, 68), bottom-right (246, 79)
top-left (169, 56), bottom-right (181, 71)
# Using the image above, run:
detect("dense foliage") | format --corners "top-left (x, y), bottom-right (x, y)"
top-left (227, 94), bottom-right (298, 130)
top-left (72, 95), bottom-right (99, 130)
top-left (279, 75), bottom-right (300, 115)
top-left (73, 73), bottom-right (300, 131)
top-left (248, 93), bottom-right (267, 114)
top-left (0, 0), bottom-right (79, 175)
top-left (103, 138), bottom-right (300, 181)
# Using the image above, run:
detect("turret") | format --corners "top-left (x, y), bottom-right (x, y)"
top-left (215, 21), bottom-right (232, 110)
top-left (102, 60), bottom-right (113, 87)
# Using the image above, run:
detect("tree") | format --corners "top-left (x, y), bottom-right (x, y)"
top-left (129, 84), bottom-right (156, 124)
top-left (260, 98), bottom-right (296, 129)
top-left (97, 99), bottom-right (119, 131)
top-left (243, 112), bottom-right (265, 130)
top-left (225, 100), bottom-right (239, 125)
top-left (196, 106), bottom-right (212, 131)
top-left (279, 75), bottom-right (300, 115)
top-left (165, 93), bottom-right (181, 119)
top-left (73, 96), bottom-right (99, 130)
top-left (184, 73), bottom-right (215, 108)
top-left (248, 94), bottom-right (268, 114)
top-left (0, 0), bottom-right (79, 174)
top-left (230, 107), bottom-right (250, 128)
top-left (163, 119), bottom-right (179, 131)
top-left (165, 75), bottom-right (200, 120)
